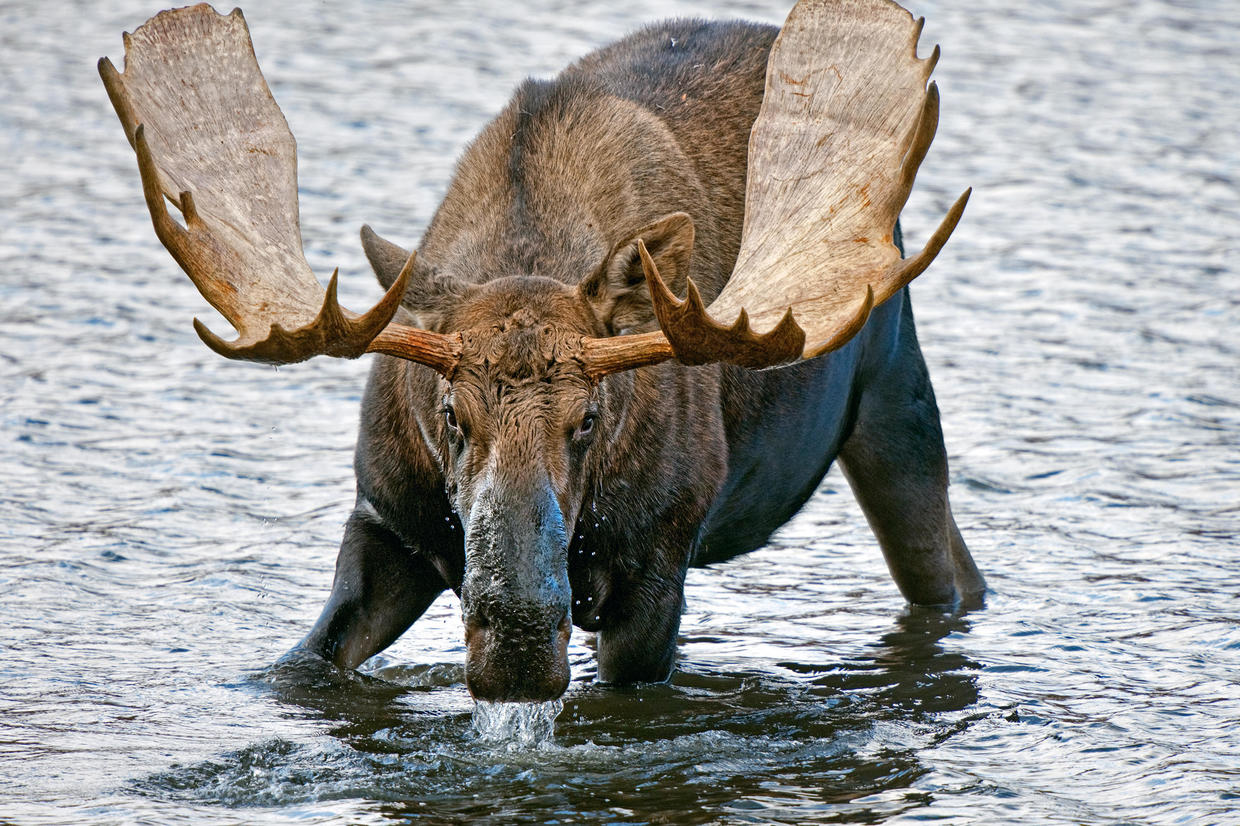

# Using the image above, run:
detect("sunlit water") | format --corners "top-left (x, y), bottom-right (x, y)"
top-left (2, 0), bottom-right (1238, 823)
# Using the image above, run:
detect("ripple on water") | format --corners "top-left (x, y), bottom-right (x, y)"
top-left (2, 0), bottom-right (1239, 823)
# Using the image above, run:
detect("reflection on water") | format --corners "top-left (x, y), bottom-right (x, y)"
top-left (1, 0), bottom-right (1238, 823)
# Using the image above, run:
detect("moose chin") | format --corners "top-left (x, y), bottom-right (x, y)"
top-left (101, 0), bottom-right (984, 702)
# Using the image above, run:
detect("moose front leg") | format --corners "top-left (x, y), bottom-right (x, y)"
top-left (595, 561), bottom-right (688, 686)
top-left (838, 296), bottom-right (985, 608)
top-left (297, 507), bottom-right (448, 670)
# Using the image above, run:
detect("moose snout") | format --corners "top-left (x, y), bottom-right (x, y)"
top-left (463, 601), bottom-right (572, 702)
top-left (459, 480), bottom-right (572, 701)
top-left (462, 571), bottom-right (572, 701)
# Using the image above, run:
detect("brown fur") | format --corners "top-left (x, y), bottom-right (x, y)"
top-left (296, 19), bottom-right (983, 700)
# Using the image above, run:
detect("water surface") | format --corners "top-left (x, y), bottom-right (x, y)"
top-left (1, 0), bottom-right (1238, 823)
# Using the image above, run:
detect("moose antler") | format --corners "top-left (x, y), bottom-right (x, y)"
top-left (582, 0), bottom-right (970, 376)
top-left (99, 4), bottom-right (461, 374)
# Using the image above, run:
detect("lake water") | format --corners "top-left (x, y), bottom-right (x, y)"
top-left (1, 0), bottom-right (1238, 823)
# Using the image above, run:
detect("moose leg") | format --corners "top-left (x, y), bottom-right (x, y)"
top-left (596, 566), bottom-right (686, 685)
top-left (837, 300), bottom-right (985, 608)
top-left (297, 508), bottom-right (447, 669)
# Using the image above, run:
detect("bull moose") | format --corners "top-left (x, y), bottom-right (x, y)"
top-left (100, 0), bottom-right (984, 701)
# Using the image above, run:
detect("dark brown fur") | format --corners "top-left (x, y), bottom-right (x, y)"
top-left (295, 19), bottom-right (983, 700)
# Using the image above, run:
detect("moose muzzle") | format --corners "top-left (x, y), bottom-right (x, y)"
top-left (460, 478), bottom-right (572, 701)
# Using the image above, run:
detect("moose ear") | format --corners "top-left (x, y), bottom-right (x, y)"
top-left (360, 224), bottom-right (466, 331)
top-left (580, 212), bottom-right (695, 335)
top-left (361, 223), bottom-right (421, 291)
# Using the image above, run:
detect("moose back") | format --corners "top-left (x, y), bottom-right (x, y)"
top-left (100, 0), bottom-right (983, 701)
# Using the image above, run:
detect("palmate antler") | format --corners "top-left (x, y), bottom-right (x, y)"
top-left (582, 0), bottom-right (970, 374)
top-left (102, 1), bottom-right (965, 381)
top-left (99, 4), bottom-right (460, 373)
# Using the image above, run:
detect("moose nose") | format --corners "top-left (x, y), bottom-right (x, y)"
top-left (464, 607), bottom-right (571, 701)
top-left (459, 475), bottom-right (572, 700)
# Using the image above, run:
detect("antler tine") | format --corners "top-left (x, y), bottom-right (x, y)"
top-left (802, 286), bottom-right (875, 360)
top-left (365, 248), bottom-right (464, 374)
top-left (891, 81), bottom-right (940, 217)
top-left (191, 264), bottom-right (414, 364)
top-left (99, 55), bottom-right (137, 142)
top-left (859, 78), bottom-right (970, 312)
top-left (130, 123), bottom-right (193, 264)
top-left (639, 241), bottom-right (806, 369)
top-left (103, 5), bottom-right (460, 375)
top-left (878, 187), bottom-right (971, 304)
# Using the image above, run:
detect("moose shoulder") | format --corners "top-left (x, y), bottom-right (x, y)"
top-left (101, 0), bottom-right (984, 702)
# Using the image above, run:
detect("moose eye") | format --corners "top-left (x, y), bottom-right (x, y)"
top-left (576, 412), bottom-right (598, 439)
top-left (443, 404), bottom-right (459, 433)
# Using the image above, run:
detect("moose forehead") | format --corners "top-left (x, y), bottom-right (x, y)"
top-left (449, 276), bottom-right (599, 387)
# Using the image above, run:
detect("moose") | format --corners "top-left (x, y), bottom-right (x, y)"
top-left (100, 0), bottom-right (984, 701)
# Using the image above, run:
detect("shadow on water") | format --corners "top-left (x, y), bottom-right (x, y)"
top-left (130, 609), bottom-right (986, 823)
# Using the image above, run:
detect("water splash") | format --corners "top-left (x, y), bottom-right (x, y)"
top-left (470, 700), bottom-right (563, 748)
